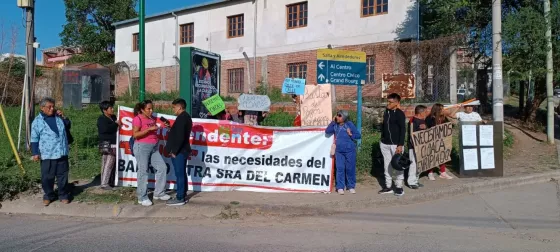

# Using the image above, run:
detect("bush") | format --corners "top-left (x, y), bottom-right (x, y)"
top-left (260, 111), bottom-right (294, 127)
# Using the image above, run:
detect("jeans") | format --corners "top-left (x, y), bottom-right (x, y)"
top-left (133, 142), bottom-right (167, 201)
top-left (408, 149), bottom-right (419, 186)
top-left (41, 156), bottom-right (69, 201)
top-left (335, 151), bottom-right (357, 190)
top-left (171, 153), bottom-right (188, 201)
top-left (380, 142), bottom-right (404, 189)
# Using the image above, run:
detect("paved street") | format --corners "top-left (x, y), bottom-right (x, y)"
top-left (1, 182), bottom-right (559, 252)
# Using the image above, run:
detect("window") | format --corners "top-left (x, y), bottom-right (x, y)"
top-left (228, 68), bottom-right (244, 93)
top-left (132, 33), bottom-right (139, 52)
top-left (287, 62), bottom-right (307, 79)
top-left (227, 14), bottom-right (244, 38)
top-left (362, 0), bottom-right (388, 17)
top-left (287, 2), bottom-right (308, 29)
top-left (366, 55), bottom-right (375, 84)
top-left (180, 23), bottom-right (194, 44)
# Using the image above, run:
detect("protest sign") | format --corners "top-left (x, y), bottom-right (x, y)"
top-left (117, 106), bottom-right (333, 193)
top-left (300, 84), bottom-right (332, 126)
top-left (282, 78), bottom-right (306, 95)
top-left (411, 122), bottom-right (453, 173)
top-left (238, 94), bottom-right (271, 111)
top-left (202, 94), bottom-right (226, 116)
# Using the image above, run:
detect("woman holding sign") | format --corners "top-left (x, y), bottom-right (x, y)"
top-left (426, 103), bottom-right (453, 180)
top-left (325, 110), bottom-right (361, 195)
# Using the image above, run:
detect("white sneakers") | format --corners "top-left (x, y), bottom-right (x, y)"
top-left (337, 189), bottom-right (356, 195)
top-left (349, 189), bottom-right (356, 194)
top-left (428, 173), bottom-right (436, 181)
top-left (153, 194), bottom-right (171, 201)
top-left (439, 172), bottom-right (453, 180)
top-left (138, 194), bottom-right (171, 206)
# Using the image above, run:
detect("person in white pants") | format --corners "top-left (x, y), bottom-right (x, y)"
top-left (379, 93), bottom-right (406, 196)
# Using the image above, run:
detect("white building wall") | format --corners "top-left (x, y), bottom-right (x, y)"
top-left (114, 0), bottom-right (417, 68)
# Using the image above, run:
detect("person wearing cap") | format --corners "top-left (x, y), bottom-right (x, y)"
top-left (325, 110), bottom-right (361, 195)
top-left (454, 104), bottom-right (487, 123)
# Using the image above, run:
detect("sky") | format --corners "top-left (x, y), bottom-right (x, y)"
top-left (0, 0), bottom-right (211, 61)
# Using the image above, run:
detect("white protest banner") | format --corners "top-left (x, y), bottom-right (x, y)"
top-left (411, 122), bottom-right (453, 173)
top-left (300, 84), bottom-right (332, 126)
top-left (117, 106), bottom-right (333, 193)
top-left (238, 94), bottom-right (271, 111)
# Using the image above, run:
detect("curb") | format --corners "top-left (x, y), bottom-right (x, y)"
top-left (2, 171), bottom-right (560, 219)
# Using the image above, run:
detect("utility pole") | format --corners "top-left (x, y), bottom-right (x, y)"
top-left (491, 0), bottom-right (503, 124)
top-left (139, 0), bottom-right (146, 101)
top-left (544, 0), bottom-right (554, 144)
top-left (24, 0), bottom-right (35, 150)
top-left (253, 0), bottom-right (257, 91)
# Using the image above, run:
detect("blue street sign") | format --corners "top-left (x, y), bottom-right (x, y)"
top-left (316, 49), bottom-right (367, 85)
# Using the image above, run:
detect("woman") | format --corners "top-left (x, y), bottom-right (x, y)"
top-left (132, 100), bottom-right (170, 206)
top-left (325, 110), bottom-right (361, 195)
top-left (97, 101), bottom-right (120, 190)
top-left (426, 103), bottom-right (453, 180)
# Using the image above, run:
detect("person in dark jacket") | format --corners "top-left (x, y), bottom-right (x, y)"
top-left (97, 101), bottom-right (121, 190)
top-left (407, 105), bottom-right (428, 189)
top-left (379, 93), bottom-right (406, 196)
top-left (325, 110), bottom-right (361, 195)
top-left (164, 98), bottom-right (193, 206)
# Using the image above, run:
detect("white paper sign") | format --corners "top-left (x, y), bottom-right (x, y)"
top-left (238, 94), bottom-right (271, 111)
top-left (480, 148), bottom-right (495, 169)
top-left (463, 149), bottom-right (479, 170)
top-left (462, 125), bottom-right (477, 146)
top-left (479, 125), bottom-right (494, 146)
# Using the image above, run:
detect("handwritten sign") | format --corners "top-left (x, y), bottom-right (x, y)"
top-left (412, 122), bottom-right (453, 173)
top-left (238, 94), bottom-right (271, 111)
top-left (300, 84), bottom-right (332, 126)
top-left (202, 94), bottom-right (226, 116)
top-left (282, 78), bottom-right (306, 95)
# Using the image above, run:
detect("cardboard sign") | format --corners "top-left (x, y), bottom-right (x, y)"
top-left (300, 84), bottom-right (332, 126)
top-left (282, 78), bottom-right (306, 95)
top-left (411, 122), bottom-right (453, 173)
top-left (202, 94), bottom-right (226, 116)
top-left (381, 73), bottom-right (416, 98)
top-left (238, 94), bottom-right (271, 111)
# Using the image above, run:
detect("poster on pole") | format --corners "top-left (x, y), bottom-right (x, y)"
top-left (411, 122), bottom-right (453, 173)
top-left (116, 106), bottom-right (333, 193)
top-left (191, 49), bottom-right (220, 119)
top-left (300, 84), bottom-right (332, 126)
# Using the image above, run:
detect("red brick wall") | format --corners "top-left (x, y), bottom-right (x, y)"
top-left (115, 41), bottom-right (406, 100)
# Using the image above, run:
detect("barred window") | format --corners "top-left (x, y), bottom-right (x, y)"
top-left (287, 62), bottom-right (308, 79)
top-left (287, 2), bottom-right (308, 29)
top-left (228, 68), bottom-right (244, 93)
top-left (227, 14), bottom-right (244, 38)
top-left (362, 0), bottom-right (388, 17)
top-left (366, 55), bottom-right (375, 84)
top-left (180, 23), bottom-right (194, 44)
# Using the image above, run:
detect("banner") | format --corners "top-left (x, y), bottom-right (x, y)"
top-left (300, 84), bottom-right (332, 126)
top-left (117, 106), bottom-right (333, 193)
top-left (411, 122), bottom-right (453, 173)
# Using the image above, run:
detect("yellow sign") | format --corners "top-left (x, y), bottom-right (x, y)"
top-left (317, 49), bottom-right (366, 63)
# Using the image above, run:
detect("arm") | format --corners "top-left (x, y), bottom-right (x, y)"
top-left (165, 116), bottom-right (185, 155)
top-left (397, 111), bottom-right (406, 147)
top-left (325, 121), bottom-right (336, 134)
top-left (97, 117), bottom-right (118, 135)
top-left (348, 122), bottom-right (361, 140)
top-left (132, 117), bottom-right (155, 139)
top-left (30, 120), bottom-right (41, 158)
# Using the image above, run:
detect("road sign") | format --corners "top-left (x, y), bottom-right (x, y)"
top-left (316, 49), bottom-right (366, 85)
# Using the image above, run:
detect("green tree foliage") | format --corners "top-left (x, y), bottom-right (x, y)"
top-left (60, 0), bottom-right (137, 65)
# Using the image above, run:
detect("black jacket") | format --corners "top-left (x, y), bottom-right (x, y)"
top-left (381, 108), bottom-right (406, 146)
top-left (165, 111), bottom-right (193, 156)
top-left (97, 114), bottom-right (119, 144)
top-left (408, 117), bottom-right (426, 149)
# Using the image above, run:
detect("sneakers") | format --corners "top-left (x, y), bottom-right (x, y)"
top-left (101, 186), bottom-right (114, 191)
top-left (409, 185), bottom-right (420, 190)
top-left (43, 200), bottom-right (51, 206)
top-left (153, 194), bottom-right (171, 201)
top-left (337, 189), bottom-right (345, 195)
top-left (378, 188), bottom-right (394, 194)
top-left (428, 172), bottom-right (436, 181)
top-left (440, 172), bottom-right (453, 180)
top-left (138, 199), bottom-right (153, 206)
top-left (394, 188), bottom-right (404, 196)
top-left (166, 198), bottom-right (187, 206)
top-left (349, 189), bottom-right (356, 194)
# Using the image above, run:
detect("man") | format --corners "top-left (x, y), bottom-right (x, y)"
top-left (407, 105), bottom-right (428, 190)
top-left (31, 97), bottom-right (72, 206)
top-left (379, 93), bottom-right (406, 196)
top-left (164, 98), bottom-right (193, 206)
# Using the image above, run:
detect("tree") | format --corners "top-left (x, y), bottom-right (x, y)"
top-left (60, 0), bottom-right (137, 65)
top-left (502, 1), bottom-right (560, 122)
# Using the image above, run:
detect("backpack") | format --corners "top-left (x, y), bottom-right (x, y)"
top-left (129, 116), bottom-right (142, 156)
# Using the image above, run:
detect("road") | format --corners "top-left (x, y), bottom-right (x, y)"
top-left (1, 182), bottom-right (559, 252)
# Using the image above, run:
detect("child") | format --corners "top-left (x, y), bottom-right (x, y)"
top-left (407, 105), bottom-right (428, 189)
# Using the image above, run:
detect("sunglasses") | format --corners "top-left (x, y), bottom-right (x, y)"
top-left (336, 114), bottom-right (342, 117)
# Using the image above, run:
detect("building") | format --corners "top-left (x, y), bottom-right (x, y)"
top-left (113, 0), bottom-right (418, 99)
top-left (42, 46), bottom-right (82, 68)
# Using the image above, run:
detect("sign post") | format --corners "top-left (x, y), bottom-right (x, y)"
top-left (316, 49), bottom-right (366, 146)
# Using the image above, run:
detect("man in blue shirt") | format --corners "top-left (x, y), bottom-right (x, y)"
top-left (31, 97), bottom-right (71, 206)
